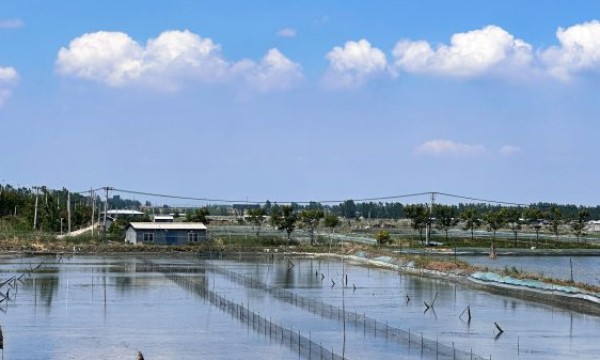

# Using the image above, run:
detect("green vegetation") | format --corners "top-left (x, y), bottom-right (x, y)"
top-left (375, 230), bottom-right (391, 246)
top-left (299, 209), bottom-right (324, 245)
top-left (186, 207), bottom-right (210, 223)
top-left (269, 205), bottom-right (298, 242)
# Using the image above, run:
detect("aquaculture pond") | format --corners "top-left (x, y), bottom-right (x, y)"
top-left (0, 253), bottom-right (598, 359)
top-left (460, 255), bottom-right (600, 285)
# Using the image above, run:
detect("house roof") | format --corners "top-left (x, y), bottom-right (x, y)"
top-left (127, 222), bottom-right (207, 230)
top-left (105, 209), bottom-right (145, 216)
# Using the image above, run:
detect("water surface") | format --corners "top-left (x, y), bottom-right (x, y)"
top-left (0, 254), bottom-right (597, 359)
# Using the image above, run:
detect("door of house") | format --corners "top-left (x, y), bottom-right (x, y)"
top-left (166, 231), bottom-right (177, 245)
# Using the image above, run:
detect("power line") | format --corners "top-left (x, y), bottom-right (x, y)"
top-left (0, 182), bottom-right (533, 207)
top-left (111, 187), bottom-right (433, 205)
top-left (73, 187), bottom-right (104, 195)
top-left (437, 192), bottom-right (528, 207)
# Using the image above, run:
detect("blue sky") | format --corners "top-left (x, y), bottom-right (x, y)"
top-left (2, 1), bottom-right (600, 205)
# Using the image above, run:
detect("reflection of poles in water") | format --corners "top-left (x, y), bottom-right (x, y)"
top-left (489, 242), bottom-right (497, 259)
top-left (342, 233), bottom-right (346, 358)
top-left (104, 270), bottom-right (107, 310)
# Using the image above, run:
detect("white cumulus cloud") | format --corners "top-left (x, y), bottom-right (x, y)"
top-left (0, 65), bottom-right (19, 108)
top-left (540, 20), bottom-right (600, 80)
top-left (234, 48), bottom-right (303, 91)
top-left (416, 140), bottom-right (485, 157)
top-left (393, 25), bottom-right (533, 77)
top-left (56, 31), bottom-right (144, 87)
top-left (56, 30), bottom-right (302, 91)
top-left (324, 39), bottom-right (388, 88)
top-left (500, 145), bottom-right (521, 156)
top-left (276, 28), bottom-right (297, 38)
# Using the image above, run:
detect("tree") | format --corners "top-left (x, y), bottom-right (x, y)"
top-left (460, 208), bottom-right (481, 242)
top-left (270, 205), bottom-right (298, 242)
top-left (549, 207), bottom-right (561, 242)
top-left (571, 208), bottom-right (590, 243)
top-left (340, 200), bottom-right (357, 223)
top-left (405, 204), bottom-right (428, 244)
top-left (485, 209), bottom-right (505, 252)
top-left (300, 209), bottom-right (324, 245)
top-left (375, 230), bottom-right (391, 247)
top-left (186, 207), bottom-right (210, 224)
top-left (504, 207), bottom-right (523, 247)
top-left (247, 207), bottom-right (266, 236)
top-left (323, 213), bottom-right (340, 251)
top-left (434, 205), bottom-right (458, 244)
top-left (524, 208), bottom-right (543, 247)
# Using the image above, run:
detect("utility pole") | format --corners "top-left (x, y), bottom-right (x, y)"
top-left (33, 186), bottom-right (41, 230)
top-left (67, 191), bottom-right (71, 234)
top-left (425, 192), bottom-right (436, 246)
top-left (91, 189), bottom-right (95, 237)
top-left (104, 186), bottom-right (111, 233)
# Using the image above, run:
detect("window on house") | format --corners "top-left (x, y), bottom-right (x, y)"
top-left (188, 232), bottom-right (199, 243)
top-left (143, 233), bottom-right (154, 243)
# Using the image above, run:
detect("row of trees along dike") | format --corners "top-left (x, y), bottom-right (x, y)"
top-left (402, 204), bottom-right (592, 248)
top-left (222, 202), bottom-right (598, 248)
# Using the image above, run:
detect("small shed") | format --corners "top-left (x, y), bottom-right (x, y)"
top-left (125, 222), bottom-right (208, 245)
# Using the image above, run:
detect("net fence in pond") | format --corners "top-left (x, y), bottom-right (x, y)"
top-left (145, 259), bottom-right (346, 360)
top-left (140, 259), bottom-right (485, 360)
top-left (203, 263), bottom-right (486, 360)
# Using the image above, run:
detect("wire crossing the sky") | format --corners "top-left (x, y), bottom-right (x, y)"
top-left (101, 187), bottom-right (530, 207)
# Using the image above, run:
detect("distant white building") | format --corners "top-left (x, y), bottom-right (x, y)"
top-left (153, 215), bottom-right (174, 222)
top-left (586, 220), bottom-right (600, 233)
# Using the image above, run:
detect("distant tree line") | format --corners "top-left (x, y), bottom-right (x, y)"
top-left (3, 182), bottom-right (600, 238)
top-left (0, 185), bottom-right (95, 232)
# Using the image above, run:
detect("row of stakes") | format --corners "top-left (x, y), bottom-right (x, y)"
top-left (311, 266), bottom-right (505, 340)
top-left (0, 261), bottom-right (45, 360)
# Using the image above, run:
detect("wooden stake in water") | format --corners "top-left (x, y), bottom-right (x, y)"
top-left (0, 323), bottom-right (4, 360)
top-left (570, 257), bottom-right (574, 282)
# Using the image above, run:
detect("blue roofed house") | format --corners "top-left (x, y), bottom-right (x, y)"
top-left (125, 222), bottom-right (208, 245)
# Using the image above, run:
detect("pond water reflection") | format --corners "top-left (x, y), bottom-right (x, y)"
top-left (0, 254), bottom-right (597, 359)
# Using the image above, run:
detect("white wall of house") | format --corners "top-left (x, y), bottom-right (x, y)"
top-left (125, 227), bottom-right (138, 244)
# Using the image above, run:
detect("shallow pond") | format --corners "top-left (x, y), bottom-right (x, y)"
top-left (460, 255), bottom-right (600, 284)
top-left (0, 254), bottom-right (597, 359)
